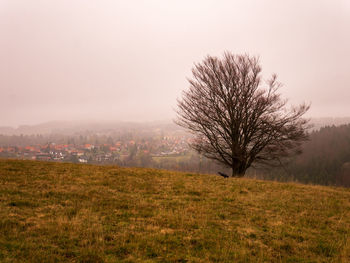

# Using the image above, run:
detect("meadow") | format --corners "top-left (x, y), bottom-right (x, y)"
top-left (1, 159), bottom-right (350, 262)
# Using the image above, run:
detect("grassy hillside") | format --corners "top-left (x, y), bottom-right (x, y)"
top-left (1, 160), bottom-right (350, 262)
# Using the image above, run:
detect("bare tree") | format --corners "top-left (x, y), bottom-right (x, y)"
top-left (175, 52), bottom-right (310, 177)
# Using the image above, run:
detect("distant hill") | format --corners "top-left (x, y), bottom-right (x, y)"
top-left (1, 159), bottom-right (350, 262)
top-left (1, 117), bottom-right (350, 135)
top-left (0, 120), bottom-right (183, 135)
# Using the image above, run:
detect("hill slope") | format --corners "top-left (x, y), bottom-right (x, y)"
top-left (1, 160), bottom-right (350, 262)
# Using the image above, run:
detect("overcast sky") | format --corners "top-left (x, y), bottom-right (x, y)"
top-left (1, 0), bottom-right (350, 126)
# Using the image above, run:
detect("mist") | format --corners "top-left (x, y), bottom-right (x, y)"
top-left (1, 0), bottom-right (350, 127)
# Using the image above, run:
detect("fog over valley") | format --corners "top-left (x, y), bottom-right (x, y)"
top-left (1, 0), bottom-right (350, 127)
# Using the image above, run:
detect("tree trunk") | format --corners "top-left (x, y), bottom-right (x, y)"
top-left (231, 163), bottom-right (246, 177)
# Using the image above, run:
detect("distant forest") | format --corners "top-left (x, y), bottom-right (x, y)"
top-left (259, 124), bottom-right (350, 187)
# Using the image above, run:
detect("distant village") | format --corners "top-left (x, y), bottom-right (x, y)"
top-left (0, 135), bottom-right (191, 165)
top-left (0, 122), bottom-right (228, 173)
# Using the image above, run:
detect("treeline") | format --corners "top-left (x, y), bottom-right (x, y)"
top-left (259, 124), bottom-right (350, 187)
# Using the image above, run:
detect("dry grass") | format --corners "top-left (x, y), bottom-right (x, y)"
top-left (1, 159), bottom-right (350, 262)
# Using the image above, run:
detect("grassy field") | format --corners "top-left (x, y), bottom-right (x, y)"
top-left (1, 159), bottom-right (350, 262)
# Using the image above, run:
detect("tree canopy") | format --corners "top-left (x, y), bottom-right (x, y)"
top-left (176, 52), bottom-right (310, 177)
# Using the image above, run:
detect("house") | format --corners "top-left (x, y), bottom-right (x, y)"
top-left (84, 144), bottom-right (94, 150)
top-left (78, 157), bottom-right (88, 163)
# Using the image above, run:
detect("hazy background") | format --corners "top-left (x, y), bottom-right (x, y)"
top-left (1, 0), bottom-right (350, 127)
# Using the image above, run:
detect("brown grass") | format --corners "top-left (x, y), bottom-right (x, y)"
top-left (1, 159), bottom-right (350, 262)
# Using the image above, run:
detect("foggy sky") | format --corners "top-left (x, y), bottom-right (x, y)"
top-left (1, 0), bottom-right (350, 127)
